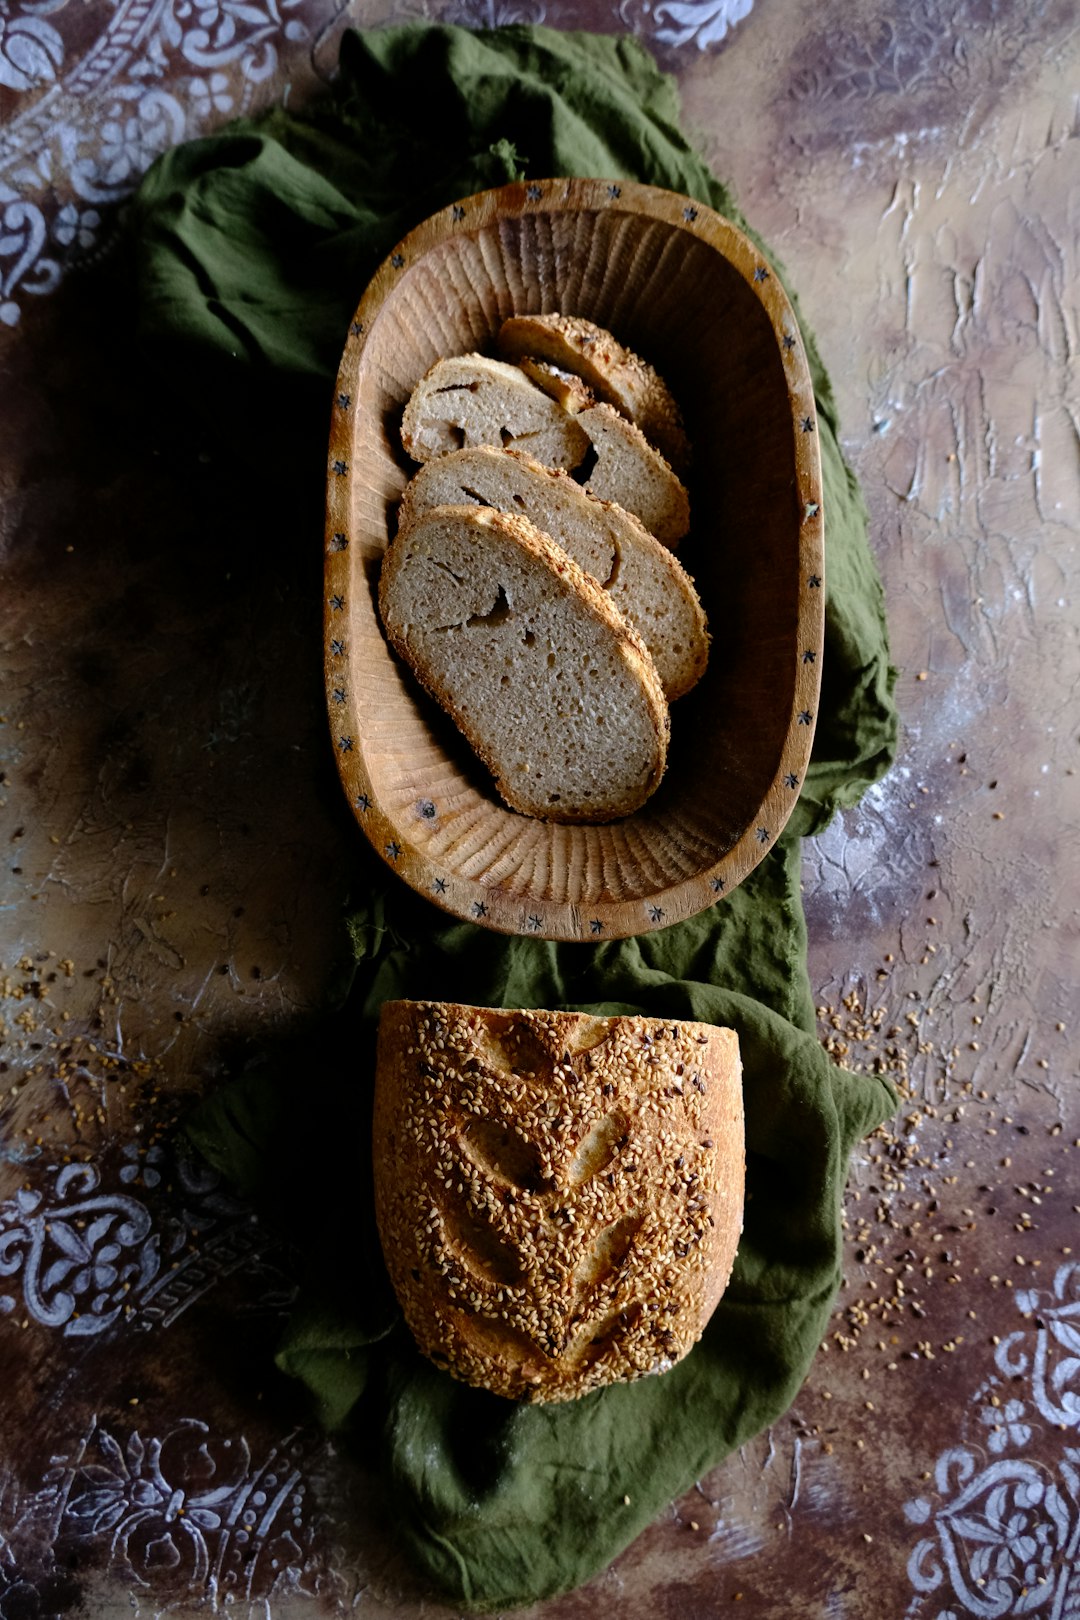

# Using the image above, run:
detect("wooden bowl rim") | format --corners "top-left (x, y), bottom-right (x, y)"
top-left (325, 177), bottom-right (825, 941)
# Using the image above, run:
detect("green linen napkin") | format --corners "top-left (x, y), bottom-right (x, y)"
top-left (133, 23), bottom-right (899, 1609)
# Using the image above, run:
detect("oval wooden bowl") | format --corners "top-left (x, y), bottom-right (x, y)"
top-left (325, 179), bottom-right (824, 941)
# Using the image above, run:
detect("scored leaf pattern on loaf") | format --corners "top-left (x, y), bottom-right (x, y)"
top-left (437, 1098), bottom-right (643, 1364)
top-left (373, 1004), bottom-right (744, 1403)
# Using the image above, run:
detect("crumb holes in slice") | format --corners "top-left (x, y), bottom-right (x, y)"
top-left (568, 443), bottom-right (599, 486)
top-left (465, 584), bottom-right (513, 629)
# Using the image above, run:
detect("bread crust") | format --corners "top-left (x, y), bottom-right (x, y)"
top-left (373, 1002), bottom-right (745, 1403)
top-left (498, 313), bottom-right (691, 475)
top-left (398, 446), bottom-right (709, 700)
top-left (378, 503), bottom-right (670, 822)
top-left (516, 355), bottom-right (596, 414)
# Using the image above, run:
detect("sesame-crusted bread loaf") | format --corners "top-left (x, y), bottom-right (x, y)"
top-left (573, 403), bottom-right (691, 548)
top-left (400, 353), bottom-right (590, 470)
top-left (398, 446), bottom-right (709, 701)
top-left (378, 503), bottom-right (669, 822)
top-left (372, 1001), bottom-right (745, 1404)
top-left (498, 313), bottom-right (691, 475)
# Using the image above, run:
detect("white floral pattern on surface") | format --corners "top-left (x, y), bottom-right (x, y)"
top-left (980, 1398), bottom-right (1033, 1456)
top-left (0, 1143), bottom-right (290, 1336)
top-left (437, 0), bottom-right (546, 28)
top-left (905, 1265), bottom-right (1080, 1617)
top-left (0, 186), bottom-right (60, 324)
top-left (0, 4), bottom-right (64, 92)
top-left (74, 84), bottom-right (188, 197)
top-left (0, 1416), bottom-right (360, 1608)
top-left (0, 0), bottom-right (762, 327)
top-left (59, 1419), bottom-right (309, 1590)
top-left (617, 0), bottom-right (753, 50)
top-left (0, 1162), bottom-right (156, 1334)
top-left (0, 0), bottom-right (312, 326)
top-left (52, 200), bottom-right (102, 248)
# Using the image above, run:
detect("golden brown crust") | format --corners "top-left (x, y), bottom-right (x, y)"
top-left (498, 313), bottom-right (691, 475)
top-left (516, 356), bottom-right (596, 414)
top-left (373, 1002), bottom-right (744, 1404)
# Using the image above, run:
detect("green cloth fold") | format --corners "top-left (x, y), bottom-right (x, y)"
top-left (189, 856), bottom-right (894, 1608)
top-left (134, 22), bottom-right (899, 1608)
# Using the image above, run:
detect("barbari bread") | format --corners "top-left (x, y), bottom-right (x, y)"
top-left (373, 1002), bottom-right (745, 1403)
top-left (398, 446), bottom-right (709, 700)
top-left (498, 312), bottom-right (691, 475)
top-left (400, 353), bottom-right (589, 470)
top-left (378, 503), bottom-right (669, 822)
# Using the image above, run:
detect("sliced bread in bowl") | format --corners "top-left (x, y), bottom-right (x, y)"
top-left (398, 446), bottom-right (708, 700)
top-left (378, 503), bottom-right (670, 822)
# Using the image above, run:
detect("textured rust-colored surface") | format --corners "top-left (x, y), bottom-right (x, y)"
top-left (1, 0), bottom-right (1078, 1615)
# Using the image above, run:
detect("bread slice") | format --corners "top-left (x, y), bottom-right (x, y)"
top-left (498, 313), bottom-right (691, 474)
top-left (399, 446), bottom-right (709, 701)
top-left (574, 403), bottom-right (691, 548)
top-left (378, 504), bottom-right (669, 822)
top-left (373, 1001), bottom-right (745, 1404)
top-left (400, 353), bottom-right (590, 470)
